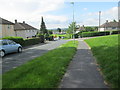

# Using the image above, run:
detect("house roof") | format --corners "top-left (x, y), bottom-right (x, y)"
top-left (100, 22), bottom-right (118, 28)
top-left (14, 21), bottom-right (38, 30)
top-left (76, 25), bottom-right (85, 31)
top-left (0, 17), bottom-right (14, 25)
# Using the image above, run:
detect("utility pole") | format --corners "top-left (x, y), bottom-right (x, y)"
top-left (71, 2), bottom-right (75, 44)
top-left (99, 11), bottom-right (101, 32)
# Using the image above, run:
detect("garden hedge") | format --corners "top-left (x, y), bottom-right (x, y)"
top-left (111, 30), bottom-right (120, 34)
top-left (79, 31), bottom-right (110, 37)
top-left (79, 30), bottom-right (120, 38)
top-left (2, 37), bottom-right (24, 45)
top-left (2, 36), bottom-right (45, 47)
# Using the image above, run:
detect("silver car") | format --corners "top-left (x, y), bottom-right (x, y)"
top-left (0, 40), bottom-right (22, 57)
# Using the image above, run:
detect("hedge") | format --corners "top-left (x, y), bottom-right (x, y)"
top-left (2, 37), bottom-right (24, 45)
top-left (2, 36), bottom-right (45, 47)
top-left (111, 30), bottom-right (120, 34)
top-left (24, 38), bottom-right (42, 46)
top-left (79, 31), bottom-right (110, 37)
top-left (79, 30), bottom-right (120, 38)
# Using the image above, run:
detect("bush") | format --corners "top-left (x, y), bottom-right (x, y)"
top-left (24, 38), bottom-right (41, 46)
top-left (39, 35), bottom-right (45, 43)
top-left (2, 36), bottom-right (24, 45)
top-left (74, 34), bottom-right (79, 38)
top-left (79, 31), bottom-right (110, 37)
top-left (49, 36), bottom-right (54, 41)
top-left (2, 36), bottom-right (45, 47)
top-left (44, 33), bottom-right (49, 40)
top-left (111, 30), bottom-right (120, 34)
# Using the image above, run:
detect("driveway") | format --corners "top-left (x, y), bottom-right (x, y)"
top-left (2, 40), bottom-right (69, 74)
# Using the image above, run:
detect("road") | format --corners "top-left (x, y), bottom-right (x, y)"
top-left (1, 40), bottom-right (69, 74)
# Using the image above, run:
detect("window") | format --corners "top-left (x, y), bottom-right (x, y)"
top-left (8, 25), bottom-right (11, 29)
top-left (7, 40), bottom-right (16, 45)
top-left (2, 41), bottom-right (8, 45)
top-left (112, 27), bottom-right (116, 29)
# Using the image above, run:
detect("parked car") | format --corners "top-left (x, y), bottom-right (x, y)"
top-left (0, 39), bottom-right (22, 57)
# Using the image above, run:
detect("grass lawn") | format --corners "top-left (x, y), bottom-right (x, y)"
top-left (85, 34), bottom-right (119, 88)
top-left (2, 41), bottom-right (78, 88)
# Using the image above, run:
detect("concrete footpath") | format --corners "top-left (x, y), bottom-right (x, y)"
top-left (59, 39), bottom-right (108, 88)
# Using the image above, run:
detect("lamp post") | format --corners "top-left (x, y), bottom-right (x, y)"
top-left (71, 2), bottom-right (75, 44)
top-left (99, 11), bottom-right (101, 32)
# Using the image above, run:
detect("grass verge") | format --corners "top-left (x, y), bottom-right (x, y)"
top-left (85, 35), bottom-right (118, 88)
top-left (2, 41), bottom-right (78, 88)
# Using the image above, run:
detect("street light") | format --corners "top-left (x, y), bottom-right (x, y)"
top-left (71, 2), bottom-right (75, 44)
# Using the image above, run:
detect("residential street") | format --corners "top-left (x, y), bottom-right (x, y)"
top-left (2, 40), bottom-right (69, 73)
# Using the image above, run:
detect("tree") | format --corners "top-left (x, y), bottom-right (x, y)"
top-left (40, 16), bottom-right (48, 35)
top-left (113, 19), bottom-right (117, 22)
top-left (67, 22), bottom-right (77, 34)
top-left (57, 28), bottom-right (62, 33)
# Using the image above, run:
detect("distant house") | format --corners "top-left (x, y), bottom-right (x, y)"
top-left (14, 20), bottom-right (38, 38)
top-left (0, 17), bottom-right (15, 38)
top-left (75, 25), bottom-right (85, 33)
top-left (99, 20), bottom-right (119, 31)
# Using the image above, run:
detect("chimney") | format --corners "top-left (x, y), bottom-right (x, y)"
top-left (23, 21), bottom-right (25, 23)
top-left (15, 19), bottom-right (17, 23)
top-left (106, 20), bottom-right (108, 23)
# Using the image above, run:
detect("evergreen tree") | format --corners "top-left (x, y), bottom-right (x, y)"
top-left (113, 19), bottom-right (117, 22)
top-left (40, 16), bottom-right (48, 35)
top-left (57, 28), bottom-right (62, 33)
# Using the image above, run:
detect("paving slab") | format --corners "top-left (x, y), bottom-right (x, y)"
top-left (59, 40), bottom-right (108, 88)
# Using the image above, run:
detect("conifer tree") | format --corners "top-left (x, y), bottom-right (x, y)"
top-left (40, 16), bottom-right (48, 35)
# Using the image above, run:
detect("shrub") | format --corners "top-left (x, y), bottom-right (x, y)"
top-left (24, 38), bottom-right (41, 46)
top-left (111, 30), bottom-right (120, 34)
top-left (39, 35), bottom-right (45, 43)
top-left (44, 33), bottom-right (49, 40)
top-left (2, 36), bottom-right (45, 47)
top-left (79, 31), bottom-right (110, 37)
top-left (49, 36), bottom-right (54, 41)
top-left (74, 34), bottom-right (79, 38)
top-left (2, 36), bottom-right (24, 45)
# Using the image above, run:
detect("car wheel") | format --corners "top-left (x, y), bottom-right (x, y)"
top-left (18, 47), bottom-right (22, 53)
top-left (0, 50), bottom-right (5, 57)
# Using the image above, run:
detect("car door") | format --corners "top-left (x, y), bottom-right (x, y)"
top-left (2, 40), bottom-right (11, 53)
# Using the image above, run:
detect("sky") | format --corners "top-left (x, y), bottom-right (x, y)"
top-left (0, 0), bottom-right (119, 29)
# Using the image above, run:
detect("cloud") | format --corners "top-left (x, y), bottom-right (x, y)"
top-left (0, 0), bottom-right (66, 28)
top-left (83, 8), bottom-right (88, 10)
top-left (101, 7), bottom-right (118, 22)
top-left (79, 7), bottom-right (118, 26)
top-left (79, 18), bottom-right (98, 26)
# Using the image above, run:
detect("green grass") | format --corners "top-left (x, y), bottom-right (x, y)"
top-left (2, 41), bottom-right (78, 88)
top-left (85, 34), bottom-right (119, 88)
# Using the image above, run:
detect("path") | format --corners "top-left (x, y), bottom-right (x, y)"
top-left (59, 39), bottom-right (108, 88)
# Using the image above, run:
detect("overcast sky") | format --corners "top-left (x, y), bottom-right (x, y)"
top-left (0, 0), bottom-right (119, 29)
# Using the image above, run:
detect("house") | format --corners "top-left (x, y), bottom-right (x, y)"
top-left (0, 17), bottom-right (15, 38)
top-left (99, 20), bottom-right (119, 31)
top-left (14, 20), bottom-right (38, 38)
top-left (75, 25), bottom-right (85, 33)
